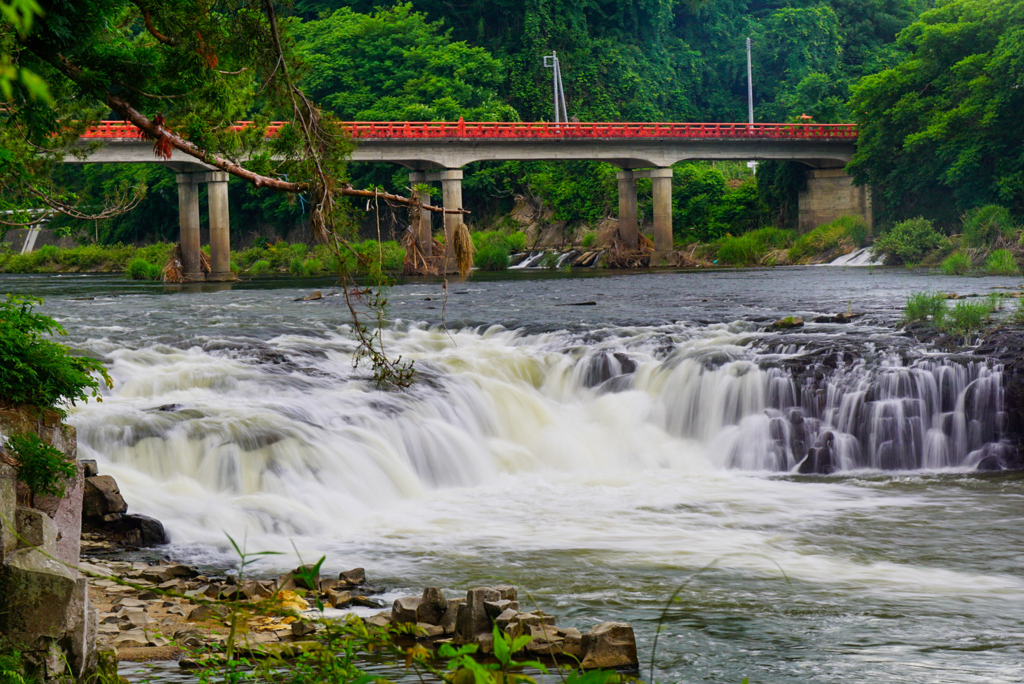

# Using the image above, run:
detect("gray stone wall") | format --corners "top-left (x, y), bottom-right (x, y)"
top-left (0, 407), bottom-right (97, 681)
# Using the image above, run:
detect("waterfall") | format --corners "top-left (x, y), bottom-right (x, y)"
top-left (70, 322), bottom-right (1014, 547)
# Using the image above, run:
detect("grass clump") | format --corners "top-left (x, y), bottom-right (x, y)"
top-left (940, 252), bottom-right (972, 275)
top-left (716, 227), bottom-right (794, 266)
top-left (4, 432), bottom-right (77, 497)
top-left (872, 217), bottom-right (949, 265)
top-left (941, 297), bottom-right (998, 336)
top-left (581, 232), bottom-right (597, 249)
top-left (125, 258), bottom-right (162, 280)
top-left (903, 291), bottom-right (948, 324)
top-left (789, 216), bottom-right (871, 263)
top-left (963, 205), bottom-right (1018, 247)
top-left (0, 295), bottom-right (111, 416)
top-left (903, 290), bottom-right (1001, 337)
top-left (984, 249), bottom-right (1020, 276)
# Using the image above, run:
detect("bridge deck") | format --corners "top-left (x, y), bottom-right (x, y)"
top-left (80, 120), bottom-right (857, 141)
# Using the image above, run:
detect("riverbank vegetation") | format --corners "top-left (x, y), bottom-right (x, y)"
top-left (902, 290), bottom-right (1013, 338)
top-left (4, 0), bottom-right (1023, 275)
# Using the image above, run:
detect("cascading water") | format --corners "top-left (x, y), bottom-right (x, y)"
top-left (10, 268), bottom-right (1024, 684)
top-left (70, 320), bottom-right (1014, 550)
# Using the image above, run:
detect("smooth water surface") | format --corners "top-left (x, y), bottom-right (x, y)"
top-left (3, 267), bottom-right (1023, 683)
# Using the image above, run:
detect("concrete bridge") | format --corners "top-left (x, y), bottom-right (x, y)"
top-left (76, 121), bottom-right (866, 280)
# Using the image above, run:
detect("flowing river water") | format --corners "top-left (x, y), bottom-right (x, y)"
top-left (3, 267), bottom-right (1024, 683)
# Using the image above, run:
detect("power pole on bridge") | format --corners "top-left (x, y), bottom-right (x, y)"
top-left (543, 52), bottom-right (568, 123)
top-left (746, 37), bottom-right (757, 174)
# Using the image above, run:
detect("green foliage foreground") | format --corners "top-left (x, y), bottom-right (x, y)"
top-left (0, 295), bottom-right (110, 416)
top-left (3, 432), bottom-right (76, 498)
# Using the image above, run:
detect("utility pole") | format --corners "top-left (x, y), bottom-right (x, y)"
top-left (543, 52), bottom-right (568, 123)
top-left (746, 37), bottom-right (754, 127)
top-left (746, 37), bottom-right (757, 174)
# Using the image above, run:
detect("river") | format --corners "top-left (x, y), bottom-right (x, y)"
top-left (3, 267), bottom-right (1024, 683)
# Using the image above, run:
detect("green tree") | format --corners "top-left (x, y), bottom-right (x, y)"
top-left (298, 4), bottom-right (518, 122)
top-left (849, 0), bottom-right (1024, 225)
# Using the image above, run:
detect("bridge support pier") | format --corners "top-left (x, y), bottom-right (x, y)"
top-left (176, 170), bottom-right (236, 282)
top-left (414, 169), bottom-right (463, 273)
top-left (408, 172), bottom-right (433, 257)
top-left (176, 173), bottom-right (205, 282)
top-left (798, 168), bottom-right (873, 234)
top-left (616, 171), bottom-right (639, 250)
top-left (618, 168), bottom-right (673, 263)
top-left (206, 172), bottom-right (234, 281)
top-left (439, 169), bottom-right (464, 270)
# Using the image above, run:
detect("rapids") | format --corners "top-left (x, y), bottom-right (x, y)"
top-left (3, 267), bottom-right (1023, 683)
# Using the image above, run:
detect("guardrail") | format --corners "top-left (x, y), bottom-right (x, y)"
top-left (81, 120), bottom-right (858, 141)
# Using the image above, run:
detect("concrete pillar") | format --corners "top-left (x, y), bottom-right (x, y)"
top-left (650, 168), bottom-right (674, 264)
top-left (175, 173), bottom-right (204, 282)
top-left (617, 170), bottom-right (638, 249)
top-left (409, 171), bottom-right (433, 257)
top-left (797, 167), bottom-right (874, 234)
top-left (439, 169), bottom-right (464, 268)
top-left (206, 172), bottom-right (233, 281)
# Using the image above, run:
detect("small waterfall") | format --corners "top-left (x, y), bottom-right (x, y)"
top-left (70, 323), bottom-right (1015, 546)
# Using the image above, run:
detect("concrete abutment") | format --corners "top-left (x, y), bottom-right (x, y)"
top-left (798, 168), bottom-right (873, 234)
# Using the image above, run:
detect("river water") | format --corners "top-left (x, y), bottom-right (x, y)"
top-left (3, 267), bottom-right (1024, 683)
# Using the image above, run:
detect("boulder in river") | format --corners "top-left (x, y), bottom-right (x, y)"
top-left (580, 622), bottom-right (639, 670)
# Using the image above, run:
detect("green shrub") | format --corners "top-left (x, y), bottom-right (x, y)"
top-left (249, 259), bottom-right (272, 276)
top-left (904, 291), bottom-right (947, 324)
top-left (872, 217), bottom-right (949, 265)
top-left (300, 258), bottom-right (325, 276)
top-left (963, 205), bottom-right (1017, 247)
top-left (984, 249), bottom-right (1020, 276)
top-left (940, 252), bottom-right (972, 275)
top-left (505, 232), bottom-right (527, 252)
top-left (125, 258), bottom-right (161, 280)
top-left (288, 256), bottom-right (304, 275)
top-left (289, 243), bottom-right (309, 259)
top-left (233, 246), bottom-right (270, 270)
top-left (4, 432), bottom-right (77, 497)
top-left (0, 295), bottom-right (111, 415)
top-left (135, 243), bottom-right (174, 266)
top-left (581, 232), bottom-right (597, 249)
top-left (474, 243), bottom-right (511, 271)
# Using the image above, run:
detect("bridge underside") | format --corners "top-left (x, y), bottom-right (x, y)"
top-left (68, 136), bottom-right (866, 274)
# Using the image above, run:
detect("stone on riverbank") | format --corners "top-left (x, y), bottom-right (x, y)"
top-left (580, 622), bottom-right (639, 670)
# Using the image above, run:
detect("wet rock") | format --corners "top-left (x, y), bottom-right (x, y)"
top-left (440, 598), bottom-right (463, 634)
top-left (455, 588), bottom-right (500, 643)
top-left (339, 567), bottom-right (365, 586)
top-left (484, 599), bottom-right (515, 618)
top-left (417, 587), bottom-right (447, 625)
top-left (328, 590), bottom-right (353, 608)
top-left (80, 460), bottom-right (99, 478)
top-left (296, 291), bottom-right (323, 302)
top-left (279, 564), bottom-right (319, 591)
top-left (561, 627), bottom-right (583, 659)
top-left (494, 609), bottom-right (518, 631)
top-left (82, 476), bottom-right (127, 519)
top-left (798, 431), bottom-right (837, 475)
top-left (392, 596), bottom-right (422, 624)
top-left (366, 612), bottom-right (391, 628)
top-left (291, 620), bottom-right (317, 637)
top-left (771, 316), bottom-right (804, 330)
top-left (813, 312), bottom-right (863, 324)
top-left (415, 622), bottom-right (445, 638)
top-left (580, 622), bottom-right (639, 670)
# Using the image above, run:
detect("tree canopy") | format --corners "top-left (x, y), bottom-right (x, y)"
top-left (848, 0), bottom-right (1024, 224)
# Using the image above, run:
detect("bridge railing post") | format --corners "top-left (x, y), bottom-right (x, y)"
top-left (175, 173), bottom-right (205, 282)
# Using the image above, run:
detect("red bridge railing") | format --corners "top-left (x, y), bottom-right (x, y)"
top-left (81, 121), bottom-right (857, 140)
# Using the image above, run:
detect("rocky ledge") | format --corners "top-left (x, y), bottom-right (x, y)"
top-left (381, 585), bottom-right (638, 670)
top-left (79, 558), bottom-right (638, 671)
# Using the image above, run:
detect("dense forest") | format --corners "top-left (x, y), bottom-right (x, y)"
top-left (5, 0), bottom-right (1024, 256)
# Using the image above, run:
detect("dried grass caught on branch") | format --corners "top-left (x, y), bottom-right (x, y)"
top-left (163, 244), bottom-right (184, 283)
top-left (606, 234), bottom-right (654, 269)
top-left (452, 223), bottom-right (474, 278)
